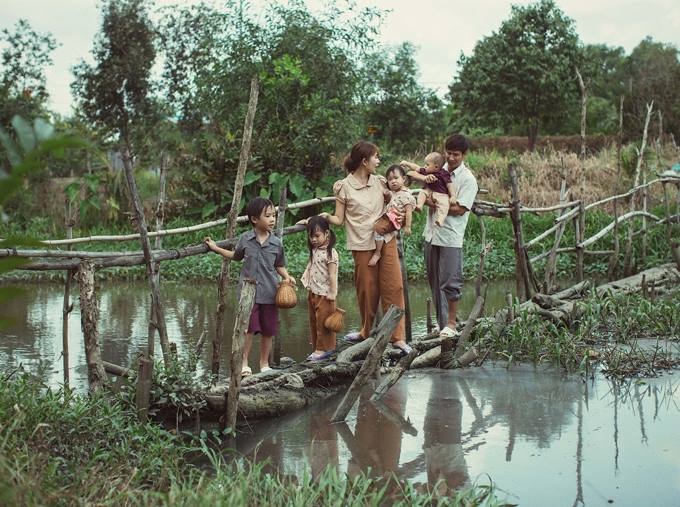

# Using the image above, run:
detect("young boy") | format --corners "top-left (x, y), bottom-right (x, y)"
top-left (205, 197), bottom-right (296, 376)
top-left (401, 152), bottom-right (456, 226)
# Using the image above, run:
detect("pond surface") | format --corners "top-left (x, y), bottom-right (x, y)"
top-left (0, 278), bottom-right (516, 387)
top-left (232, 366), bottom-right (680, 506)
top-left (3, 280), bottom-right (679, 505)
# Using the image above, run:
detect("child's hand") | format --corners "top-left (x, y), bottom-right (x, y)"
top-left (423, 174), bottom-right (437, 184)
top-left (295, 218), bottom-right (308, 226)
top-left (285, 276), bottom-right (296, 285)
top-left (449, 196), bottom-right (457, 205)
top-left (204, 237), bottom-right (216, 251)
top-left (403, 226), bottom-right (411, 237)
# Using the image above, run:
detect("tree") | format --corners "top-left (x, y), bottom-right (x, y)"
top-left (363, 43), bottom-right (447, 153)
top-left (0, 19), bottom-right (57, 131)
top-left (71, 0), bottom-right (157, 147)
top-left (449, 0), bottom-right (580, 150)
top-left (624, 38), bottom-right (680, 139)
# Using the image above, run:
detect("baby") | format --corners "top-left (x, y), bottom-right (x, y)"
top-left (368, 164), bottom-right (416, 267)
top-left (401, 152), bottom-right (456, 226)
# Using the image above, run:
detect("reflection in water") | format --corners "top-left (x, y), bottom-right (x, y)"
top-left (232, 367), bottom-right (680, 506)
top-left (0, 279), bottom-right (516, 389)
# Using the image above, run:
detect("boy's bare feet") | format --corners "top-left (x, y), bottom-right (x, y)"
top-left (368, 252), bottom-right (381, 266)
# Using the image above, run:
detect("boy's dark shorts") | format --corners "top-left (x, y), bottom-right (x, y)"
top-left (247, 303), bottom-right (279, 337)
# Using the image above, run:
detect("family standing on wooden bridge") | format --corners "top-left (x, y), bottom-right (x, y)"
top-left (206, 133), bottom-right (478, 377)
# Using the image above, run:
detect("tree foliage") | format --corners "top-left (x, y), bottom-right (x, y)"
top-left (71, 0), bottom-right (157, 146)
top-left (0, 19), bottom-right (57, 131)
top-left (450, 0), bottom-right (580, 149)
top-left (363, 43), bottom-right (446, 154)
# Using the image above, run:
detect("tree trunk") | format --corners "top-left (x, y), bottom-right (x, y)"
top-left (121, 147), bottom-right (172, 367)
top-left (575, 67), bottom-right (587, 160)
top-left (76, 261), bottom-right (107, 393)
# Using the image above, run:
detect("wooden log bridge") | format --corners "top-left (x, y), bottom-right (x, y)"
top-left (201, 262), bottom-right (679, 424)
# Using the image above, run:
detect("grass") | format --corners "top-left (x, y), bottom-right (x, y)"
top-left (0, 369), bottom-right (505, 507)
top-left (477, 287), bottom-right (680, 377)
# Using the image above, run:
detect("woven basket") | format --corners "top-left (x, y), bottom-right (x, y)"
top-left (324, 307), bottom-right (346, 332)
top-left (275, 280), bottom-right (297, 309)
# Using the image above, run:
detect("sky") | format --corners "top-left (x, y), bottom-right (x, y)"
top-left (2, 0), bottom-right (680, 116)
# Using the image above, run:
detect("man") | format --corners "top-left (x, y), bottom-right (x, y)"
top-left (422, 134), bottom-right (478, 337)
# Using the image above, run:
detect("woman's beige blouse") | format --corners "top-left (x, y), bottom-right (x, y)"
top-left (333, 173), bottom-right (387, 251)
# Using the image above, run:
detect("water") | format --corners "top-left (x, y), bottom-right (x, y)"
top-left (3, 280), bottom-right (679, 505)
top-left (0, 279), bottom-right (516, 387)
top-left (232, 366), bottom-right (680, 506)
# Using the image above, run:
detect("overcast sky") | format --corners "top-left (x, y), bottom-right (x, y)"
top-left (3, 0), bottom-right (680, 116)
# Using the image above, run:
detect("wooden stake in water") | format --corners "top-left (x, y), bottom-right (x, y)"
top-left (76, 260), bottom-right (107, 393)
top-left (225, 279), bottom-right (257, 433)
top-left (330, 305), bottom-right (404, 423)
top-left (213, 76), bottom-right (259, 378)
top-left (272, 186), bottom-right (287, 366)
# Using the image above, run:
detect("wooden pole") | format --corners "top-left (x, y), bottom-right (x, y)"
top-left (272, 186), bottom-right (287, 366)
top-left (642, 171), bottom-right (648, 265)
top-left (122, 146), bottom-right (171, 368)
top-left (61, 197), bottom-right (75, 387)
top-left (508, 165), bottom-right (532, 301)
top-left (608, 198), bottom-right (620, 281)
top-left (224, 279), bottom-right (257, 432)
top-left (135, 354), bottom-right (152, 421)
top-left (76, 260), bottom-right (107, 393)
top-left (617, 95), bottom-right (624, 192)
top-left (426, 298), bottom-right (433, 333)
top-left (624, 101), bottom-right (654, 276)
top-left (544, 176), bottom-right (568, 292)
top-left (575, 201), bottom-right (585, 282)
top-left (371, 348), bottom-right (418, 401)
top-left (147, 153), bottom-right (168, 359)
top-left (454, 296), bottom-right (485, 360)
top-left (397, 235), bottom-right (412, 342)
top-left (213, 76), bottom-right (259, 378)
top-left (330, 305), bottom-right (404, 423)
top-left (474, 216), bottom-right (487, 298)
top-left (575, 67), bottom-right (587, 161)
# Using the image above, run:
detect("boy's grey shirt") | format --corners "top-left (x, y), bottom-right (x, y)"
top-left (233, 230), bottom-right (285, 304)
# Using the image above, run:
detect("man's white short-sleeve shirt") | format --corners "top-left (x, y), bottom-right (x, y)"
top-left (423, 162), bottom-right (478, 248)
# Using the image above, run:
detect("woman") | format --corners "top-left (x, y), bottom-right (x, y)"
top-left (322, 141), bottom-right (411, 354)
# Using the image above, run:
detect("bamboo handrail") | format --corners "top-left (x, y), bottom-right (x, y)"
top-left (7, 196), bottom-right (336, 246)
top-left (584, 177), bottom-right (678, 211)
top-left (580, 211), bottom-right (661, 249)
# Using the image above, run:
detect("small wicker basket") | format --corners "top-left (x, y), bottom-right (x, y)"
top-left (275, 280), bottom-right (297, 309)
top-left (324, 307), bottom-right (346, 332)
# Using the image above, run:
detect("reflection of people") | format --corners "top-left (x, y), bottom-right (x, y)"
top-left (348, 387), bottom-right (407, 477)
top-left (422, 135), bottom-right (478, 339)
top-left (321, 141), bottom-right (411, 354)
top-left (205, 197), bottom-right (296, 375)
top-left (423, 377), bottom-right (469, 491)
top-left (308, 412), bottom-right (339, 480)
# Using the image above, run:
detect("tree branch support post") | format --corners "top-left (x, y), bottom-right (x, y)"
top-left (508, 164), bottom-right (532, 301)
top-left (272, 186), bottom-right (287, 366)
top-left (76, 260), bottom-right (107, 393)
top-left (135, 354), bottom-right (152, 421)
top-left (147, 152), bottom-right (168, 358)
top-left (397, 235), bottom-right (412, 342)
top-left (122, 147), bottom-right (171, 368)
top-left (62, 197), bottom-right (75, 387)
top-left (213, 76), bottom-right (259, 378)
top-left (330, 305), bottom-right (404, 423)
top-left (544, 175), bottom-right (568, 292)
top-left (224, 279), bottom-right (257, 432)
top-left (575, 201), bottom-right (585, 282)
